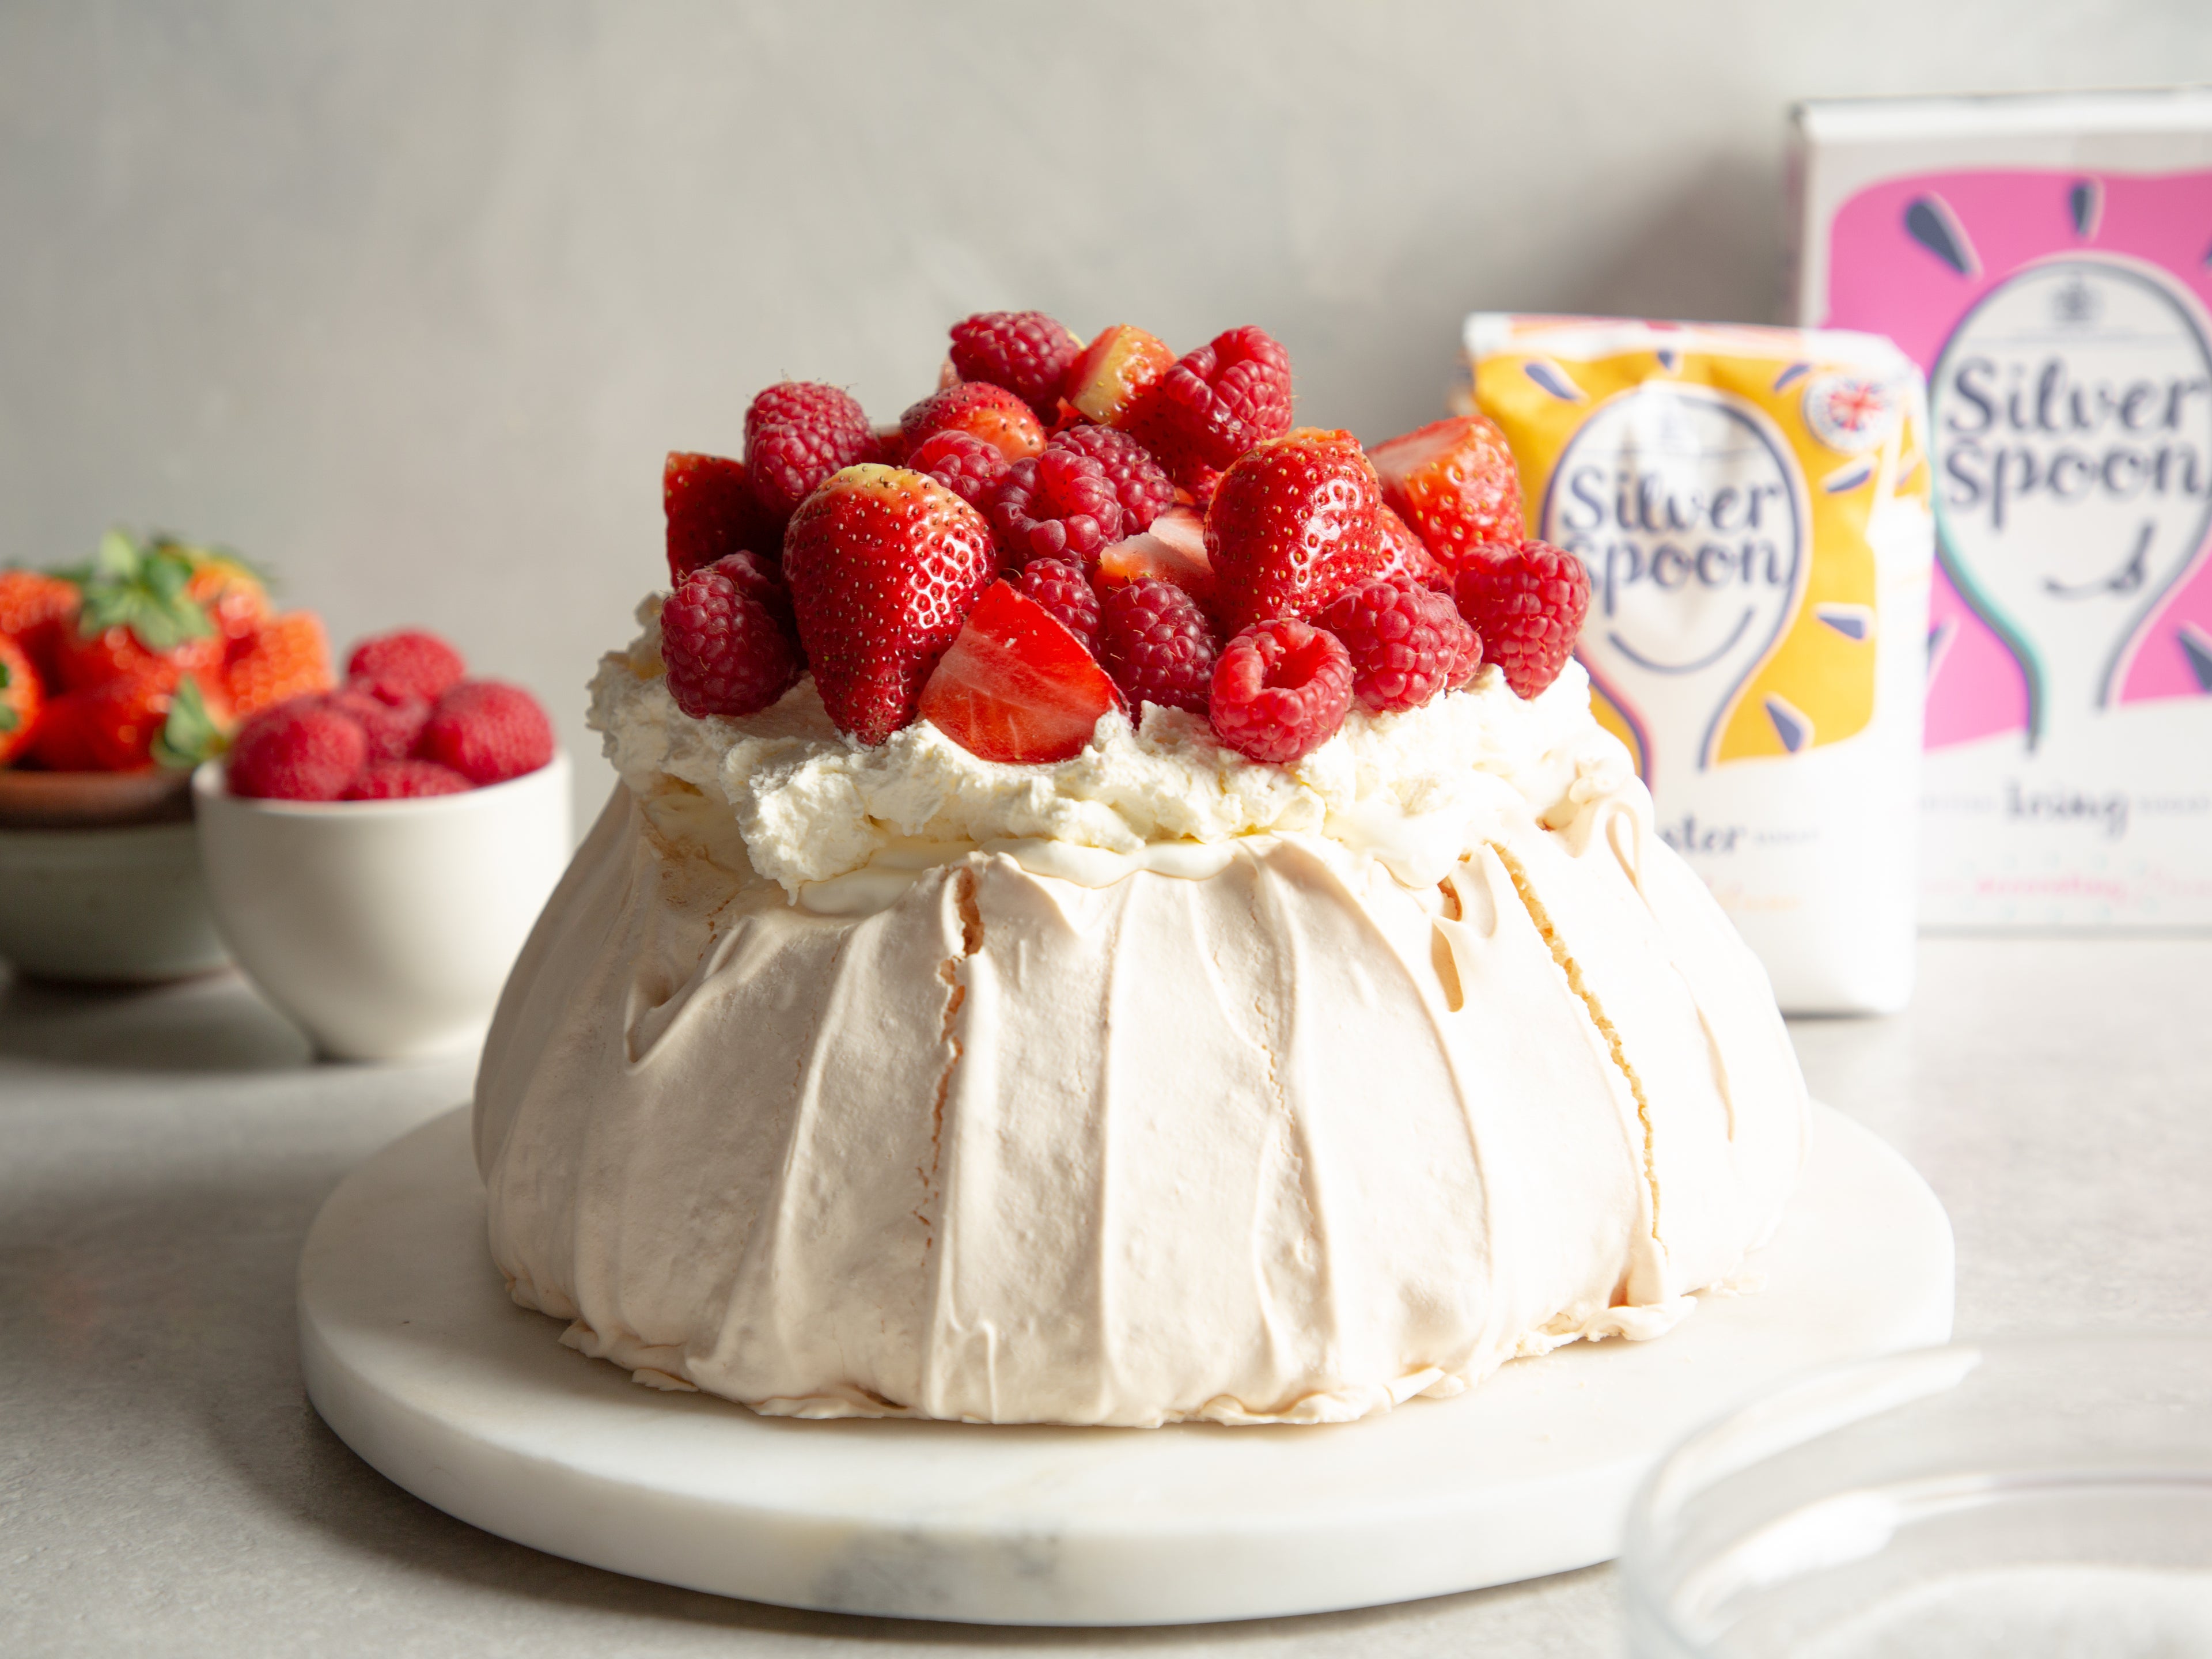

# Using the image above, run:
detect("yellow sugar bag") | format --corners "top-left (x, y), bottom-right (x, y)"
top-left (1465, 315), bottom-right (1933, 1013)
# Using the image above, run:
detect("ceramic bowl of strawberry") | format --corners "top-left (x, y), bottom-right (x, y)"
top-left (192, 633), bottom-right (571, 1062)
top-left (0, 541), bottom-right (334, 984)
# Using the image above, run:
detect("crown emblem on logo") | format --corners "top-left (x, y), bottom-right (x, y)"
top-left (2051, 276), bottom-right (2100, 325)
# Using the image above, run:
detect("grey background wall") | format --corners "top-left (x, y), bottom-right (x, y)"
top-left (4, 1), bottom-right (2209, 823)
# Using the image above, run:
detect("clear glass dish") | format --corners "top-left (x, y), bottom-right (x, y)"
top-left (1621, 1333), bottom-right (2212, 1658)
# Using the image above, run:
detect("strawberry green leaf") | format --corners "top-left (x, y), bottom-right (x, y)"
top-left (151, 676), bottom-right (229, 770)
top-left (73, 528), bottom-right (215, 653)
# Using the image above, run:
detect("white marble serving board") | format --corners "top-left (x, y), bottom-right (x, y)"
top-left (298, 1102), bottom-right (1952, 1627)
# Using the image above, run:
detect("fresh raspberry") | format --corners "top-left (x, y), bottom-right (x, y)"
top-left (988, 449), bottom-right (1125, 569)
top-left (1014, 558), bottom-right (1102, 656)
top-left (783, 465), bottom-right (998, 745)
top-left (1316, 575), bottom-right (1482, 715)
top-left (1451, 540), bottom-right (1590, 699)
top-left (343, 759), bottom-right (472, 800)
top-left (224, 611), bottom-right (333, 718)
top-left (325, 685), bottom-right (429, 761)
top-left (1049, 425), bottom-right (1175, 532)
top-left (948, 310), bottom-right (1084, 420)
top-left (1374, 503), bottom-right (1450, 589)
top-left (743, 381), bottom-right (873, 450)
top-left (660, 562), bottom-right (803, 719)
top-left (1369, 415), bottom-right (1524, 576)
top-left (899, 382), bottom-right (1046, 464)
top-left (664, 452), bottom-right (776, 581)
top-left (1126, 325), bottom-right (1294, 478)
top-left (415, 681), bottom-right (555, 785)
top-left (346, 629), bottom-right (466, 706)
top-left (1100, 578), bottom-right (1218, 717)
top-left (908, 429), bottom-right (1012, 510)
top-left (699, 550), bottom-right (798, 647)
top-left (1208, 619), bottom-right (1353, 765)
top-left (228, 698), bottom-right (369, 801)
top-left (1182, 465), bottom-right (1224, 512)
top-left (743, 382), bottom-right (879, 525)
top-left (1063, 324), bottom-right (1176, 426)
top-left (1206, 428), bottom-right (1387, 634)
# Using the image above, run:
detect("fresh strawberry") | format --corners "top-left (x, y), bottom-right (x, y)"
top-left (1209, 619), bottom-right (1353, 764)
top-left (1126, 325), bottom-right (1294, 479)
top-left (1374, 503), bottom-right (1450, 589)
top-left (661, 560), bottom-right (802, 719)
top-left (346, 629), bottom-right (465, 706)
top-left (55, 623), bottom-right (219, 694)
top-left (1369, 415), bottom-right (1525, 575)
top-left (1450, 540), bottom-right (1590, 699)
top-left (987, 448), bottom-right (1125, 569)
top-left (1100, 578), bottom-right (1218, 717)
top-left (1013, 558), bottom-right (1103, 656)
top-left (183, 551), bottom-right (272, 641)
top-left (415, 681), bottom-right (555, 786)
top-left (1043, 397), bottom-right (1089, 438)
top-left (743, 382), bottom-right (880, 526)
top-left (0, 632), bottom-right (42, 766)
top-left (665, 452), bottom-right (776, 581)
top-left (908, 428), bottom-right (1012, 509)
top-left (948, 311), bottom-right (1085, 421)
top-left (783, 465), bottom-right (998, 745)
top-left (228, 697), bottom-right (369, 800)
top-left (344, 759), bottom-right (471, 800)
top-left (324, 685), bottom-right (429, 762)
top-left (32, 665), bottom-right (230, 773)
top-left (1094, 506), bottom-right (1216, 609)
top-left (1063, 324), bottom-right (1176, 426)
top-left (1049, 425), bottom-right (1175, 532)
top-left (1205, 428), bottom-right (1387, 634)
top-left (899, 383), bottom-right (1046, 465)
top-left (918, 581), bottom-right (1122, 764)
top-left (1316, 575), bottom-right (1482, 715)
top-left (224, 611), bottom-right (334, 718)
top-left (0, 570), bottom-right (79, 680)
top-left (51, 531), bottom-right (221, 691)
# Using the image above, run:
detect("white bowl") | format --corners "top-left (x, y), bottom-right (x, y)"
top-left (192, 754), bottom-right (573, 1061)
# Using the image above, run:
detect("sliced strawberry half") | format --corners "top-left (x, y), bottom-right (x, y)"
top-left (919, 581), bottom-right (1123, 765)
top-left (1065, 324), bottom-right (1176, 427)
top-left (1094, 505), bottom-right (1216, 609)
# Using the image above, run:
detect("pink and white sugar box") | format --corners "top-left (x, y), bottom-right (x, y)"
top-left (1792, 89), bottom-right (2212, 928)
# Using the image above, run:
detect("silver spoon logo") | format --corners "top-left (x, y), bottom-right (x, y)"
top-left (1932, 257), bottom-right (2212, 751)
top-left (1541, 385), bottom-right (1809, 786)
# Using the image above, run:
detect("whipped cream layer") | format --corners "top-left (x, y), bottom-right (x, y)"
top-left (476, 622), bottom-right (1808, 1427)
top-left (588, 601), bottom-right (1628, 899)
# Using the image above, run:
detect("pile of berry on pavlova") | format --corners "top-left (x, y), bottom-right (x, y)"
top-left (648, 313), bottom-right (1590, 772)
top-left (475, 312), bottom-right (1808, 1430)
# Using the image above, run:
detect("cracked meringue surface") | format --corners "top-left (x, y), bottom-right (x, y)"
top-left (471, 614), bottom-right (1808, 1427)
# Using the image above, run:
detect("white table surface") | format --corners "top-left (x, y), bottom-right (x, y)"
top-left (5, 937), bottom-right (2210, 1657)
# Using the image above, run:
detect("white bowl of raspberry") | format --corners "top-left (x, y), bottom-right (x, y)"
top-left (191, 629), bottom-right (573, 1062)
